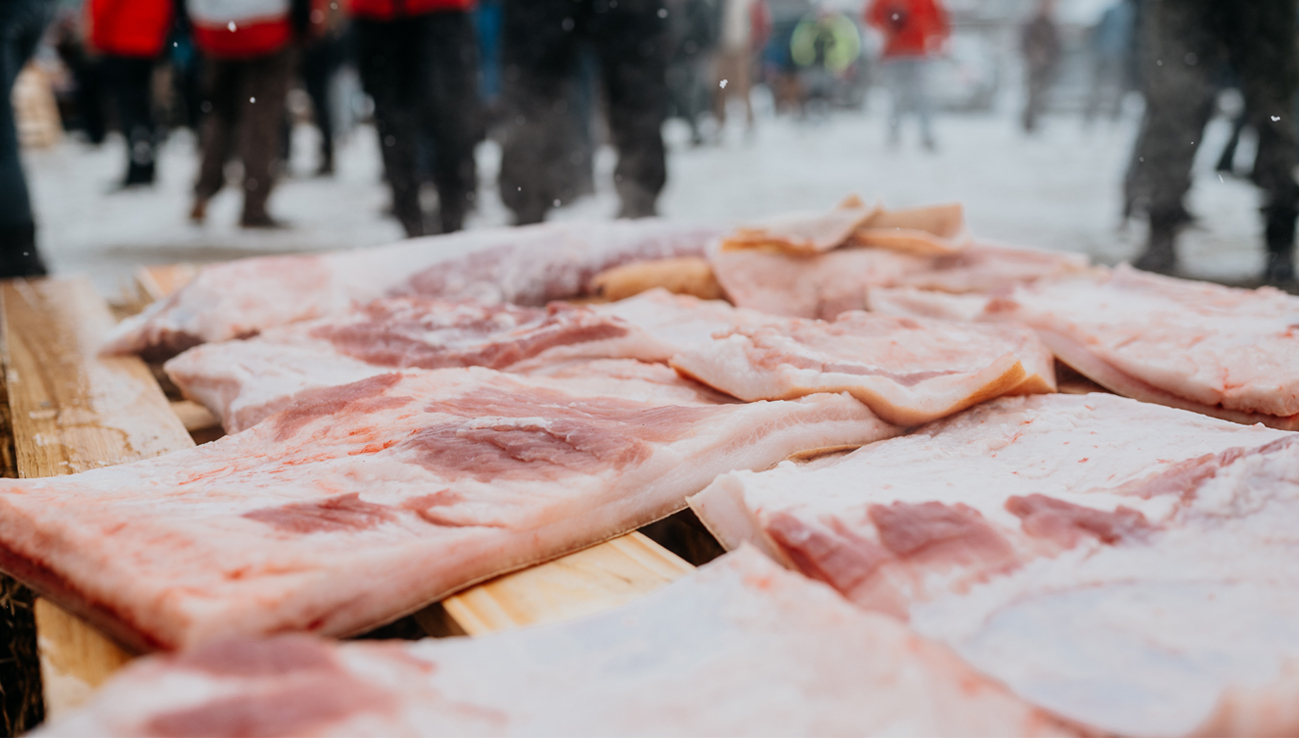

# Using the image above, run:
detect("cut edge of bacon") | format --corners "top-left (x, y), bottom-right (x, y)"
top-left (670, 341), bottom-right (1031, 427)
top-left (1038, 329), bottom-right (1299, 431)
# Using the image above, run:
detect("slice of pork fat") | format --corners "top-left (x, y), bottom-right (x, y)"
top-left (689, 393), bottom-right (1299, 737)
top-left (37, 547), bottom-right (1085, 738)
top-left (102, 219), bottom-right (720, 361)
top-left (0, 367), bottom-right (897, 652)
top-left (163, 298), bottom-right (681, 433)
top-left (669, 309), bottom-right (1056, 426)
top-left (871, 266), bottom-right (1299, 429)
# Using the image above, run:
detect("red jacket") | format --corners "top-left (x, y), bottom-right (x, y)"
top-left (867, 0), bottom-right (949, 58)
top-left (87, 0), bottom-right (174, 58)
top-left (188, 0), bottom-right (293, 58)
top-left (349, 0), bottom-right (474, 21)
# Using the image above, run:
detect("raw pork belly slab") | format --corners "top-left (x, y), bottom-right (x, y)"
top-left (690, 393), bottom-right (1299, 736)
top-left (103, 219), bottom-right (720, 360)
top-left (0, 367), bottom-right (895, 652)
top-left (872, 265), bottom-right (1299, 427)
top-left (711, 243), bottom-right (1088, 320)
top-left (39, 548), bottom-right (1083, 738)
top-left (670, 310), bottom-right (1055, 426)
top-left (165, 298), bottom-right (677, 432)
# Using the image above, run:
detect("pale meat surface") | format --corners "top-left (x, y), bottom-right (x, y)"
top-left (670, 310), bottom-right (1055, 426)
top-left (164, 298), bottom-right (678, 432)
top-left (711, 243), bottom-right (1088, 320)
top-left (690, 393), bottom-right (1299, 736)
top-left (0, 365), bottom-right (895, 651)
top-left (103, 220), bottom-right (720, 360)
top-left (39, 548), bottom-right (1083, 738)
top-left (871, 265), bottom-right (1299, 423)
top-left (719, 199), bottom-right (880, 254)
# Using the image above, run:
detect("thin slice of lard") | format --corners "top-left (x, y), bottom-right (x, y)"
top-left (0, 364), bottom-right (896, 651)
top-left (37, 547), bottom-right (1084, 738)
top-left (690, 392), bottom-right (1299, 736)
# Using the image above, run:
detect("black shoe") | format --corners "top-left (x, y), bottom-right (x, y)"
top-left (0, 222), bottom-right (48, 279)
top-left (239, 214), bottom-right (290, 230)
top-left (1264, 251), bottom-right (1295, 284)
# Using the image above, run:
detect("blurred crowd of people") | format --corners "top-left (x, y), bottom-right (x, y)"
top-left (2, 0), bottom-right (1299, 285)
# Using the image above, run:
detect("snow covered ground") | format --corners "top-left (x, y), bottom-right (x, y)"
top-left (23, 89), bottom-right (1267, 298)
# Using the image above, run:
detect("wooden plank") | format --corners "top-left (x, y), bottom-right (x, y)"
top-left (0, 277), bottom-right (195, 719)
top-left (442, 533), bottom-right (693, 636)
top-left (135, 264), bottom-right (198, 305)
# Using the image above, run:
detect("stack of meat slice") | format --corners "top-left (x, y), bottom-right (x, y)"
top-left (37, 548), bottom-right (1085, 738)
top-left (690, 392), bottom-right (1299, 736)
top-left (871, 265), bottom-right (1299, 429)
top-left (166, 287), bottom-right (1054, 434)
top-left (710, 199), bottom-right (1090, 320)
top-left (103, 219), bottom-right (721, 360)
top-left (0, 363), bottom-right (894, 651)
top-left (164, 298), bottom-right (681, 433)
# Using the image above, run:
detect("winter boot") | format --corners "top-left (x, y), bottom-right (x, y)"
top-left (1263, 204), bottom-right (1298, 284)
top-left (1134, 207), bottom-right (1187, 275)
top-left (0, 223), bottom-right (49, 279)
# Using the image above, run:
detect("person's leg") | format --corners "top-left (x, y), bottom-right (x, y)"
top-left (236, 50), bottom-right (292, 226)
top-left (498, 0), bottom-right (578, 224)
top-left (300, 39), bottom-right (336, 175)
top-left (884, 59), bottom-right (904, 144)
top-left (0, 0), bottom-right (53, 277)
top-left (1227, 0), bottom-right (1299, 282)
top-left (192, 58), bottom-right (239, 221)
top-left (423, 11), bottom-right (481, 233)
top-left (736, 49), bottom-right (754, 128)
top-left (1132, 0), bottom-right (1217, 274)
top-left (104, 55), bottom-right (159, 186)
top-left (592, 0), bottom-right (669, 219)
top-left (914, 58), bottom-right (935, 148)
top-left (713, 50), bottom-right (735, 125)
top-left (356, 19), bottom-right (426, 237)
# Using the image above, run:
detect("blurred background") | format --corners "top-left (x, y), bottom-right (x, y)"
top-left (1, 0), bottom-right (1290, 293)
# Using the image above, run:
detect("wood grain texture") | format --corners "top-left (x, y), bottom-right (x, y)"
top-left (0, 278), bottom-right (195, 720)
top-left (443, 532), bottom-right (694, 636)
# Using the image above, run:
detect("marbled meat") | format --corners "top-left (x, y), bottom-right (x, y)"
top-left (37, 547), bottom-right (1083, 738)
top-left (103, 219), bottom-right (720, 360)
top-left (165, 298), bottom-right (678, 432)
top-left (690, 393), bottom-right (1299, 736)
top-left (0, 366), bottom-right (895, 651)
top-left (669, 309), bottom-right (1056, 426)
top-left (871, 265), bottom-right (1299, 428)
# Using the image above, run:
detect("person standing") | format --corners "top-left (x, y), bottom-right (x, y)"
top-left (298, 0), bottom-right (346, 177)
top-left (1020, 0), bottom-right (1062, 133)
top-left (1131, 0), bottom-right (1298, 281)
top-left (1083, 0), bottom-right (1135, 123)
top-left (187, 0), bottom-right (310, 228)
top-left (0, 0), bottom-right (54, 278)
top-left (351, 0), bottom-right (480, 237)
top-left (498, 0), bottom-right (670, 224)
top-left (86, 0), bottom-right (174, 188)
top-left (866, 0), bottom-right (948, 150)
top-left (714, 0), bottom-right (768, 131)
top-left (665, 0), bottom-right (719, 146)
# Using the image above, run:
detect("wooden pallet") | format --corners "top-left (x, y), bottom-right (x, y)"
top-left (0, 274), bottom-right (695, 722)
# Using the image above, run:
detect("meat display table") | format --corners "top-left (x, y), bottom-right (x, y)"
top-left (0, 275), bottom-right (694, 728)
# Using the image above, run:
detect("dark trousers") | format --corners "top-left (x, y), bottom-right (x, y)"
top-left (499, 0), bottom-right (669, 224)
top-left (0, 0), bottom-right (52, 277)
top-left (1137, 0), bottom-right (1299, 260)
top-left (300, 35), bottom-right (341, 170)
top-left (101, 55), bottom-right (158, 185)
top-left (355, 12), bottom-right (481, 237)
top-left (194, 50), bottom-right (293, 222)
